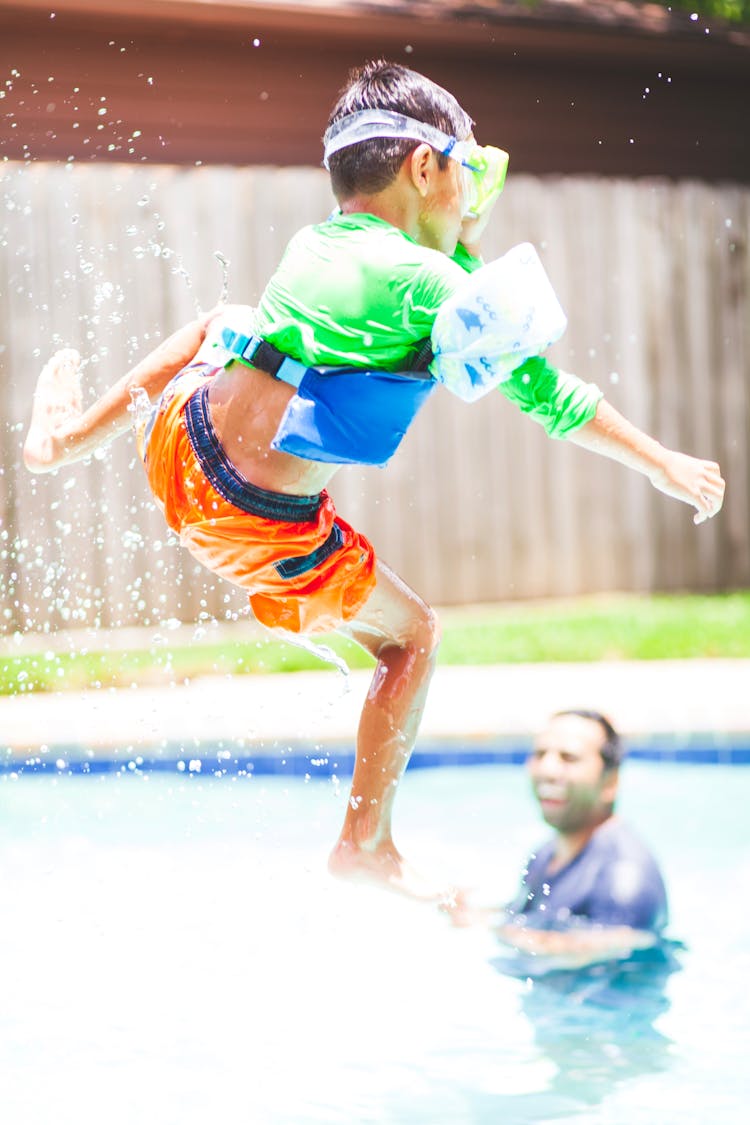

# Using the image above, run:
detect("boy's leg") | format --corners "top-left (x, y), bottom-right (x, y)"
top-left (328, 559), bottom-right (445, 899)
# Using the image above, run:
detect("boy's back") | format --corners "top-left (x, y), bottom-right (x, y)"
top-left (204, 208), bottom-right (479, 489)
top-left (255, 211), bottom-right (472, 372)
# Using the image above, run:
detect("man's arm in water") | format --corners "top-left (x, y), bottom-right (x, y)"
top-left (23, 312), bottom-right (216, 474)
top-left (445, 894), bottom-right (657, 970)
top-left (494, 920), bottom-right (658, 970)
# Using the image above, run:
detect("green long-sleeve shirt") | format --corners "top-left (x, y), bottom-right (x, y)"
top-left (256, 211), bottom-right (601, 437)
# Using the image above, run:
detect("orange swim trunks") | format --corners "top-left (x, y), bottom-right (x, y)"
top-left (137, 365), bottom-right (377, 634)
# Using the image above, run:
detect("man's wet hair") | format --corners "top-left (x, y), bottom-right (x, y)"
top-left (555, 709), bottom-right (624, 772)
top-left (326, 59), bottom-right (473, 199)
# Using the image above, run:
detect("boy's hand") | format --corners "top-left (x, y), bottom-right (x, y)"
top-left (649, 450), bottom-right (725, 524)
top-left (458, 146), bottom-right (507, 256)
top-left (458, 205), bottom-right (497, 259)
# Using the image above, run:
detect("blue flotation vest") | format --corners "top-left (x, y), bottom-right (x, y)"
top-left (220, 328), bottom-right (435, 468)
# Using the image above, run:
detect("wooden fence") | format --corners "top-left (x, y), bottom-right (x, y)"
top-left (0, 162), bottom-right (748, 635)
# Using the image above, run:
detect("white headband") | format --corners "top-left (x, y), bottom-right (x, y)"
top-left (322, 109), bottom-right (475, 169)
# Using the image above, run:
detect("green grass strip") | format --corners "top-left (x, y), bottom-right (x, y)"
top-left (1, 592), bottom-right (748, 696)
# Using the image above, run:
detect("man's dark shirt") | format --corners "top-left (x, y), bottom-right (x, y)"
top-left (505, 816), bottom-right (668, 933)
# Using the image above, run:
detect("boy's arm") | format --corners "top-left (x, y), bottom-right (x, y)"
top-left (569, 397), bottom-right (725, 525)
top-left (499, 359), bottom-right (724, 524)
top-left (23, 312), bottom-right (216, 473)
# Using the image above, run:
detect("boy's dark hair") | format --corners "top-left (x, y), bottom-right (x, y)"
top-left (326, 59), bottom-right (473, 200)
top-left (554, 709), bottom-right (624, 772)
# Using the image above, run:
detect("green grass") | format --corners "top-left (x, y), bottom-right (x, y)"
top-left (437, 591), bottom-right (750, 663)
top-left (1, 592), bottom-right (748, 696)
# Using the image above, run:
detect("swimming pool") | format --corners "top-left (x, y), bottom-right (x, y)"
top-left (1, 761), bottom-right (747, 1124)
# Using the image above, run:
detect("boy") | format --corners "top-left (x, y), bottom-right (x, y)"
top-left (24, 61), bottom-right (724, 901)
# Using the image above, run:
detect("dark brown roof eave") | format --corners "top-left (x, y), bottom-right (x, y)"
top-left (1, 0), bottom-right (749, 71)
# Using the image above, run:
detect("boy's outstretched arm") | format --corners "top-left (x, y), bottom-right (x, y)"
top-left (23, 311), bottom-right (217, 474)
top-left (497, 359), bottom-right (724, 525)
top-left (570, 397), bottom-right (725, 525)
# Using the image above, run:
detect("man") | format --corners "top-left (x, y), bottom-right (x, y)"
top-left (448, 710), bottom-right (669, 969)
top-left (450, 710), bottom-right (680, 1105)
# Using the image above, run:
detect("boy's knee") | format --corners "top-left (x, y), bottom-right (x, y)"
top-left (412, 604), bottom-right (441, 661)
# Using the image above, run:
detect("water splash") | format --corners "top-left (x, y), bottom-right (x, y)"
top-left (127, 384), bottom-right (153, 431)
top-left (214, 251), bottom-right (231, 304)
top-left (272, 627), bottom-right (351, 687)
top-left (170, 261), bottom-right (195, 306)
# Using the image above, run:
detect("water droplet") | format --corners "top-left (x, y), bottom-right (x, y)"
top-left (214, 250), bottom-right (231, 303)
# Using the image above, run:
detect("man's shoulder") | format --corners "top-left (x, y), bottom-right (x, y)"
top-left (592, 817), bottom-right (660, 866)
top-left (522, 837), bottom-right (556, 885)
top-left (581, 820), bottom-right (664, 890)
top-left (531, 819), bottom-right (659, 873)
top-left (589, 818), bottom-right (668, 913)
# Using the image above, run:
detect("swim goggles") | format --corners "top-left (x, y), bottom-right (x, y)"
top-left (322, 109), bottom-right (508, 219)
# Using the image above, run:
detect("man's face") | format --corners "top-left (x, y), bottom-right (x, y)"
top-left (527, 714), bottom-right (618, 834)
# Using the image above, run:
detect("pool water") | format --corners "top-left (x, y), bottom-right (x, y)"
top-left (1, 762), bottom-right (747, 1124)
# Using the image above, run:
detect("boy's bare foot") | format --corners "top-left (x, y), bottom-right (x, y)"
top-left (328, 838), bottom-right (454, 904)
top-left (23, 349), bottom-right (83, 471)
